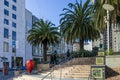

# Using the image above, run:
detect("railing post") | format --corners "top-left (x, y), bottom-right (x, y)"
top-left (50, 73), bottom-right (52, 80)
top-left (60, 67), bottom-right (62, 80)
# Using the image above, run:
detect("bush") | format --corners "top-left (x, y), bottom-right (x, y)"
top-left (71, 50), bottom-right (96, 58)
top-left (105, 48), bottom-right (113, 56)
top-left (92, 47), bottom-right (99, 56)
top-left (40, 61), bottom-right (49, 64)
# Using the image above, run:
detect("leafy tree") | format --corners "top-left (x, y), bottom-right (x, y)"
top-left (93, 0), bottom-right (120, 32)
top-left (27, 19), bottom-right (60, 61)
top-left (60, 0), bottom-right (100, 50)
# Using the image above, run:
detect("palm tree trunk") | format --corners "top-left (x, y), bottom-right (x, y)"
top-left (79, 38), bottom-right (84, 50)
top-left (43, 43), bottom-right (47, 61)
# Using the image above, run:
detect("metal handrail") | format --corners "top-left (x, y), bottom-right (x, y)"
top-left (41, 72), bottom-right (52, 80)
top-left (41, 56), bottom-right (73, 80)
top-left (88, 66), bottom-right (92, 80)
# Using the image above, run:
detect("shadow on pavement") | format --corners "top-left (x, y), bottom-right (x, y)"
top-left (106, 66), bottom-right (120, 78)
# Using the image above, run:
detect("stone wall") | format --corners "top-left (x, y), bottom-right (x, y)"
top-left (64, 57), bottom-right (96, 65)
top-left (106, 55), bottom-right (120, 68)
top-left (105, 55), bottom-right (120, 80)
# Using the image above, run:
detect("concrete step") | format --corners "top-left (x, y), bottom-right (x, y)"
top-left (68, 72), bottom-right (90, 75)
top-left (63, 74), bottom-right (89, 78)
top-left (71, 70), bottom-right (90, 73)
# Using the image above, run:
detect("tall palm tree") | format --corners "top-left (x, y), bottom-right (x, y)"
top-left (93, 0), bottom-right (120, 32)
top-left (27, 19), bottom-right (60, 61)
top-left (60, 0), bottom-right (100, 50)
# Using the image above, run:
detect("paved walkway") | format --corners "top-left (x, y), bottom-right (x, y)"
top-left (0, 69), bottom-right (88, 80)
top-left (12, 71), bottom-right (88, 80)
top-left (0, 71), bottom-right (14, 80)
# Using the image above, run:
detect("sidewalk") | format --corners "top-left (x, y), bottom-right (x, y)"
top-left (12, 71), bottom-right (88, 80)
top-left (0, 71), bottom-right (14, 80)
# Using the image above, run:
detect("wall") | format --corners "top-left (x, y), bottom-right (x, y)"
top-left (64, 57), bottom-right (96, 65)
top-left (106, 55), bottom-right (120, 68)
top-left (0, 0), bottom-right (26, 68)
top-left (25, 9), bottom-right (32, 62)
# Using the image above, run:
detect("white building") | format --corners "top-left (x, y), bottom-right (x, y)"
top-left (0, 0), bottom-right (25, 68)
top-left (92, 34), bottom-right (104, 50)
top-left (84, 41), bottom-right (92, 51)
top-left (73, 41), bottom-right (92, 51)
top-left (112, 24), bottom-right (120, 52)
top-left (92, 24), bottom-right (120, 52)
top-left (32, 15), bottom-right (43, 61)
top-left (25, 9), bottom-right (32, 62)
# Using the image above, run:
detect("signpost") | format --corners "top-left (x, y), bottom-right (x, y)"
top-left (91, 51), bottom-right (105, 80)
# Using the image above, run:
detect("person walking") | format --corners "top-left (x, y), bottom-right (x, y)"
top-left (50, 53), bottom-right (54, 67)
top-left (53, 50), bottom-right (57, 64)
top-left (66, 49), bottom-right (70, 60)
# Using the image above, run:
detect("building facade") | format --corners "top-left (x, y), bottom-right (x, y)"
top-left (0, 0), bottom-right (25, 68)
top-left (92, 24), bottom-right (120, 52)
top-left (112, 24), bottom-right (120, 52)
top-left (25, 9), bottom-right (33, 62)
top-left (92, 33), bottom-right (104, 50)
top-left (32, 15), bottom-right (43, 62)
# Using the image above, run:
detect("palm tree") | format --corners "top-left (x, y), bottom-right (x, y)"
top-left (27, 19), bottom-right (60, 61)
top-left (93, 0), bottom-right (120, 32)
top-left (60, 0), bottom-right (100, 50)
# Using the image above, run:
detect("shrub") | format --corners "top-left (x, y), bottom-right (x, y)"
top-left (71, 50), bottom-right (96, 58)
top-left (105, 48), bottom-right (113, 56)
top-left (92, 47), bottom-right (99, 56)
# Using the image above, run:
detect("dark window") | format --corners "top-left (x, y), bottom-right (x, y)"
top-left (12, 14), bottom-right (16, 19)
top-left (4, 9), bottom-right (9, 16)
top-left (12, 40), bottom-right (16, 53)
top-left (12, 31), bottom-right (16, 40)
top-left (12, 5), bottom-right (16, 11)
top-left (4, 28), bottom-right (9, 38)
top-left (4, 18), bottom-right (9, 25)
top-left (12, 0), bottom-right (17, 3)
top-left (4, 0), bottom-right (9, 7)
top-left (3, 42), bottom-right (9, 52)
top-left (12, 22), bottom-right (16, 28)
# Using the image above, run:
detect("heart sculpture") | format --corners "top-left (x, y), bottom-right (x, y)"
top-left (26, 59), bottom-right (34, 73)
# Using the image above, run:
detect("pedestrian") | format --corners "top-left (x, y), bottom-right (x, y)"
top-left (50, 53), bottom-right (54, 64)
top-left (53, 50), bottom-right (57, 64)
top-left (66, 49), bottom-right (70, 60)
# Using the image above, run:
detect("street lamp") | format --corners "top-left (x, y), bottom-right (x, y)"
top-left (103, 4), bottom-right (114, 52)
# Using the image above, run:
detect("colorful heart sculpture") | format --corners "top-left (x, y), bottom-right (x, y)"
top-left (26, 59), bottom-right (34, 73)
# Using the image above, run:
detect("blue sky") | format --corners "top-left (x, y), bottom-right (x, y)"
top-left (26, 0), bottom-right (86, 26)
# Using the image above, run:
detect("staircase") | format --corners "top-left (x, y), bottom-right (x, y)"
top-left (13, 65), bottom-right (91, 80)
top-left (13, 57), bottom-right (94, 80)
top-left (51, 65), bottom-right (91, 79)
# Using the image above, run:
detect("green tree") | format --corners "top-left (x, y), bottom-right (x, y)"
top-left (93, 0), bottom-right (120, 32)
top-left (60, 0), bottom-right (100, 50)
top-left (27, 19), bottom-right (60, 61)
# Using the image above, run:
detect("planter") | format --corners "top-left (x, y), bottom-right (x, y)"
top-left (37, 64), bottom-right (50, 72)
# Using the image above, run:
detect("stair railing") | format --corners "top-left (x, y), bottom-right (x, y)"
top-left (88, 67), bottom-right (92, 80)
top-left (41, 55), bottom-right (73, 80)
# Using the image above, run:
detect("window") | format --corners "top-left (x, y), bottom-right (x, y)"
top-left (3, 42), bottom-right (9, 52)
top-left (4, 9), bottom-right (9, 16)
top-left (12, 31), bottom-right (16, 40)
top-left (12, 22), bottom-right (16, 28)
top-left (4, 28), bottom-right (9, 38)
top-left (12, 5), bottom-right (16, 11)
top-left (12, 40), bottom-right (16, 53)
top-left (12, 14), bottom-right (16, 19)
top-left (12, 0), bottom-right (17, 3)
top-left (4, 0), bottom-right (9, 7)
top-left (4, 18), bottom-right (9, 25)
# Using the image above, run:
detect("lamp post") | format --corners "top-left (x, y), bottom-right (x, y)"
top-left (103, 4), bottom-right (114, 52)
